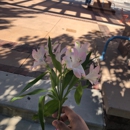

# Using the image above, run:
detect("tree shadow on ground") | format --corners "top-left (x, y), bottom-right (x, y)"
top-left (0, 2), bottom-right (40, 30)
top-left (0, 0), bottom-right (125, 27)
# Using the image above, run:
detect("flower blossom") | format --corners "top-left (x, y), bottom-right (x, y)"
top-left (63, 41), bottom-right (90, 79)
top-left (31, 46), bottom-right (46, 69)
top-left (45, 42), bottom-right (66, 63)
top-left (85, 64), bottom-right (100, 85)
top-left (63, 48), bottom-right (84, 79)
top-left (74, 41), bottom-right (90, 62)
top-left (53, 43), bottom-right (66, 63)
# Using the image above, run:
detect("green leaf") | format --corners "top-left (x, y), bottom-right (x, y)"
top-left (50, 68), bottom-right (58, 88)
top-left (32, 114), bottom-right (38, 121)
top-left (62, 97), bottom-right (68, 103)
top-left (74, 85), bottom-right (83, 105)
top-left (82, 52), bottom-right (92, 70)
top-left (68, 76), bottom-right (78, 90)
top-left (82, 80), bottom-right (90, 89)
top-left (63, 75), bottom-right (79, 98)
top-left (44, 100), bottom-right (59, 117)
top-left (48, 94), bottom-right (58, 100)
top-left (82, 85), bottom-right (88, 89)
top-left (11, 89), bottom-right (46, 102)
top-left (51, 89), bottom-right (59, 99)
top-left (38, 96), bottom-right (45, 130)
top-left (47, 37), bottom-right (54, 56)
top-left (48, 37), bottom-right (62, 73)
top-left (62, 70), bottom-right (73, 90)
top-left (20, 72), bottom-right (47, 94)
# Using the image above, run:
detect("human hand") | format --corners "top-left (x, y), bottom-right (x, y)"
top-left (52, 106), bottom-right (89, 130)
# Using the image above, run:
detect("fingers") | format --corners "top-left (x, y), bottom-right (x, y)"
top-left (62, 106), bottom-right (78, 122)
top-left (52, 106), bottom-right (73, 118)
top-left (60, 113), bottom-right (68, 122)
top-left (61, 106), bottom-right (74, 115)
top-left (52, 113), bottom-right (68, 122)
top-left (52, 112), bottom-right (58, 118)
top-left (52, 106), bottom-right (77, 122)
top-left (52, 120), bottom-right (70, 130)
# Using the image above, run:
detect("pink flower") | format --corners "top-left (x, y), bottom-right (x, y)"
top-left (74, 41), bottom-right (90, 63)
top-left (63, 47), bottom-right (86, 79)
top-left (45, 42), bottom-right (66, 63)
top-left (63, 42), bottom-right (90, 79)
top-left (85, 64), bottom-right (100, 85)
top-left (53, 43), bottom-right (66, 63)
top-left (32, 46), bottom-right (46, 69)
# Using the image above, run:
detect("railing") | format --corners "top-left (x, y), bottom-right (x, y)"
top-left (100, 36), bottom-right (130, 60)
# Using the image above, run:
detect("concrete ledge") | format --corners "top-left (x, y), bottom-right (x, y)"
top-left (0, 115), bottom-right (54, 130)
top-left (0, 71), bottom-right (105, 130)
top-left (102, 82), bottom-right (130, 119)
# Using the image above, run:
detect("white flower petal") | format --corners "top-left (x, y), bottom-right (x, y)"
top-left (32, 49), bottom-right (38, 60)
top-left (73, 68), bottom-right (81, 79)
top-left (84, 64), bottom-right (100, 85)
top-left (73, 65), bottom-right (85, 79)
top-left (39, 45), bottom-right (45, 55)
top-left (55, 44), bottom-right (61, 53)
top-left (74, 41), bottom-right (81, 51)
top-left (60, 47), bottom-right (67, 55)
top-left (90, 64), bottom-right (94, 73)
top-left (93, 65), bottom-right (100, 74)
top-left (32, 46), bottom-right (47, 69)
top-left (32, 61), bottom-right (40, 70)
top-left (66, 48), bottom-right (72, 56)
top-left (55, 47), bottom-right (66, 62)
top-left (63, 56), bottom-right (72, 69)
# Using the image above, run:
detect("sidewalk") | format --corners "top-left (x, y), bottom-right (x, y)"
top-left (0, 0), bottom-right (125, 77)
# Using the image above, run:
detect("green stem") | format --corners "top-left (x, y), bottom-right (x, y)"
top-left (57, 101), bottom-right (62, 120)
top-left (63, 75), bottom-right (78, 99)
top-left (57, 65), bottom-right (67, 120)
top-left (57, 78), bottom-right (63, 120)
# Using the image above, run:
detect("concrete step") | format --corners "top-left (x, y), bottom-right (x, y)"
top-left (0, 114), bottom-right (54, 130)
top-left (0, 71), bottom-right (105, 130)
top-left (99, 46), bottom-right (130, 120)
top-left (102, 82), bottom-right (130, 119)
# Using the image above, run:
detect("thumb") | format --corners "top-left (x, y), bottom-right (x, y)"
top-left (52, 120), bottom-right (70, 130)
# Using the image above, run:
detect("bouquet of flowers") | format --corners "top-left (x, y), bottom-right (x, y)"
top-left (11, 37), bottom-right (100, 130)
